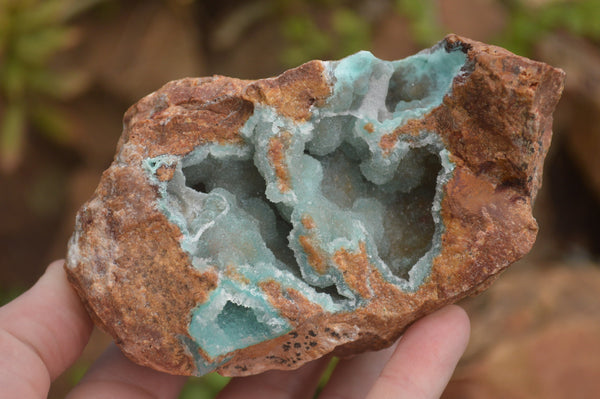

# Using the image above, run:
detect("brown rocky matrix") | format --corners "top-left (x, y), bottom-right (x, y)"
top-left (65, 35), bottom-right (565, 377)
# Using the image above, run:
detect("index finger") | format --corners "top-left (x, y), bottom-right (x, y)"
top-left (0, 260), bottom-right (94, 398)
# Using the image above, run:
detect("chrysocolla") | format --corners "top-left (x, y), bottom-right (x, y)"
top-left (143, 44), bottom-right (466, 367)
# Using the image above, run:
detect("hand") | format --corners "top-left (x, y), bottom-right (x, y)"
top-left (0, 260), bottom-right (470, 399)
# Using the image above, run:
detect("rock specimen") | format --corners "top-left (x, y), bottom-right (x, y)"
top-left (65, 35), bottom-right (565, 377)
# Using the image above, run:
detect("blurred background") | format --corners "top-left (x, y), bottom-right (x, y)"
top-left (0, 0), bottom-right (599, 397)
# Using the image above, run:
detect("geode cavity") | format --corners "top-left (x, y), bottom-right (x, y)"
top-left (65, 35), bottom-right (565, 377)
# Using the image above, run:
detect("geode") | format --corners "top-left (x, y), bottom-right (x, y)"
top-left (65, 35), bottom-right (565, 377)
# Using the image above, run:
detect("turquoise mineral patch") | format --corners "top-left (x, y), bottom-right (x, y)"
top-left (143, 43), bottom-right (466, 370)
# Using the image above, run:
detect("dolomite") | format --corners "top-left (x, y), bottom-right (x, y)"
top-left (65, 35), bottom-right (565, 376)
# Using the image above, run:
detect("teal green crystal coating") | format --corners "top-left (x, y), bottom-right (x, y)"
top-left (143, 44), bottom-right (466, 370)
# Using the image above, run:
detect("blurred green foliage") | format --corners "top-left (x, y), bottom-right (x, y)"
top-left (67, 361), bottom-right (90, 386)
top-left (177, 357), bottom-right (337, 399)
top-left (330, 8), bottom-right (369, 57)
top-left (179, 373), bottom-right (230, 399)
top-left (0, 0), bottom-right (100, 173)
top-left (277, 0), bottom-right (600, 66)
top-left (314, 356), bottom-right (338, 396)
top-left (277, 0), bottom-right (369, 66)
top-left (498, 0), bottom-right (600, 55)
top-left (398, 0), bottom-right (600, 56)
top-left (62, 352), bottom-right (330, 399)
top-left (395, 0), bottom-right (443, 46)
top-left (281, 14), bottom-right (332, 66)
top-left (4, 0), bottom-right (596, 176)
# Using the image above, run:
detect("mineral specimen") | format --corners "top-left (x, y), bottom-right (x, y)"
top-left (65, 35), bottom-right (565, 377)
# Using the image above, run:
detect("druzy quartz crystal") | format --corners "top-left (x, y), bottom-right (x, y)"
top-left (65, 35), bottom-right (565, 376)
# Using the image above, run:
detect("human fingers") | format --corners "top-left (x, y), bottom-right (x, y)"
top-left (366, 305), bottom-right (470, 399)
top-left (217, 355), bottom-right (331, 399)
top-left (66, 343), bottom-right (187, 399)
top-left (318, 343), bottom-right (398, 399)
top-left (0, 260), bottom-right (94, 399)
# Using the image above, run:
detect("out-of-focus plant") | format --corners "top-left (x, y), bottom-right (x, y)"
top-left (0, 0), bottom-right (102, 173)
top-left (330, 7), bottom-right (369, 57)
top-left (281, 13), bottom-right (332, 66)
top-left (498, 0), bottom-right (600, 55)
top-left (395, 0), bottom-right (600, 56)
top-left (277, 0), bottom-right (370, 67)
top-left (177, 357), bottom-right (337, 399)
top-left (178, 372), bottom-right (230, 399)
top-left (395, 0), bottom-right (444, 46)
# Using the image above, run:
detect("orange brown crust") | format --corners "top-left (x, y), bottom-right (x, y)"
top-left (298, 235), bottom-right (328, 274)
top-left (268, 131), bottom-right (293, 192)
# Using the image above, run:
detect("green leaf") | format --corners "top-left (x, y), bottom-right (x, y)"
top-left (318, 356), bottom-right (338, 389)
top-left (202, 372), bottom-right (230, 391)
top-left (68, 362), bottom-right (90, 386)
top-left (179, 382), bottom-right (213, 399)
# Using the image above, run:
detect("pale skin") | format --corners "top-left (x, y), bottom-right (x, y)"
top-left (0, 260), bottom-right (470, 399)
